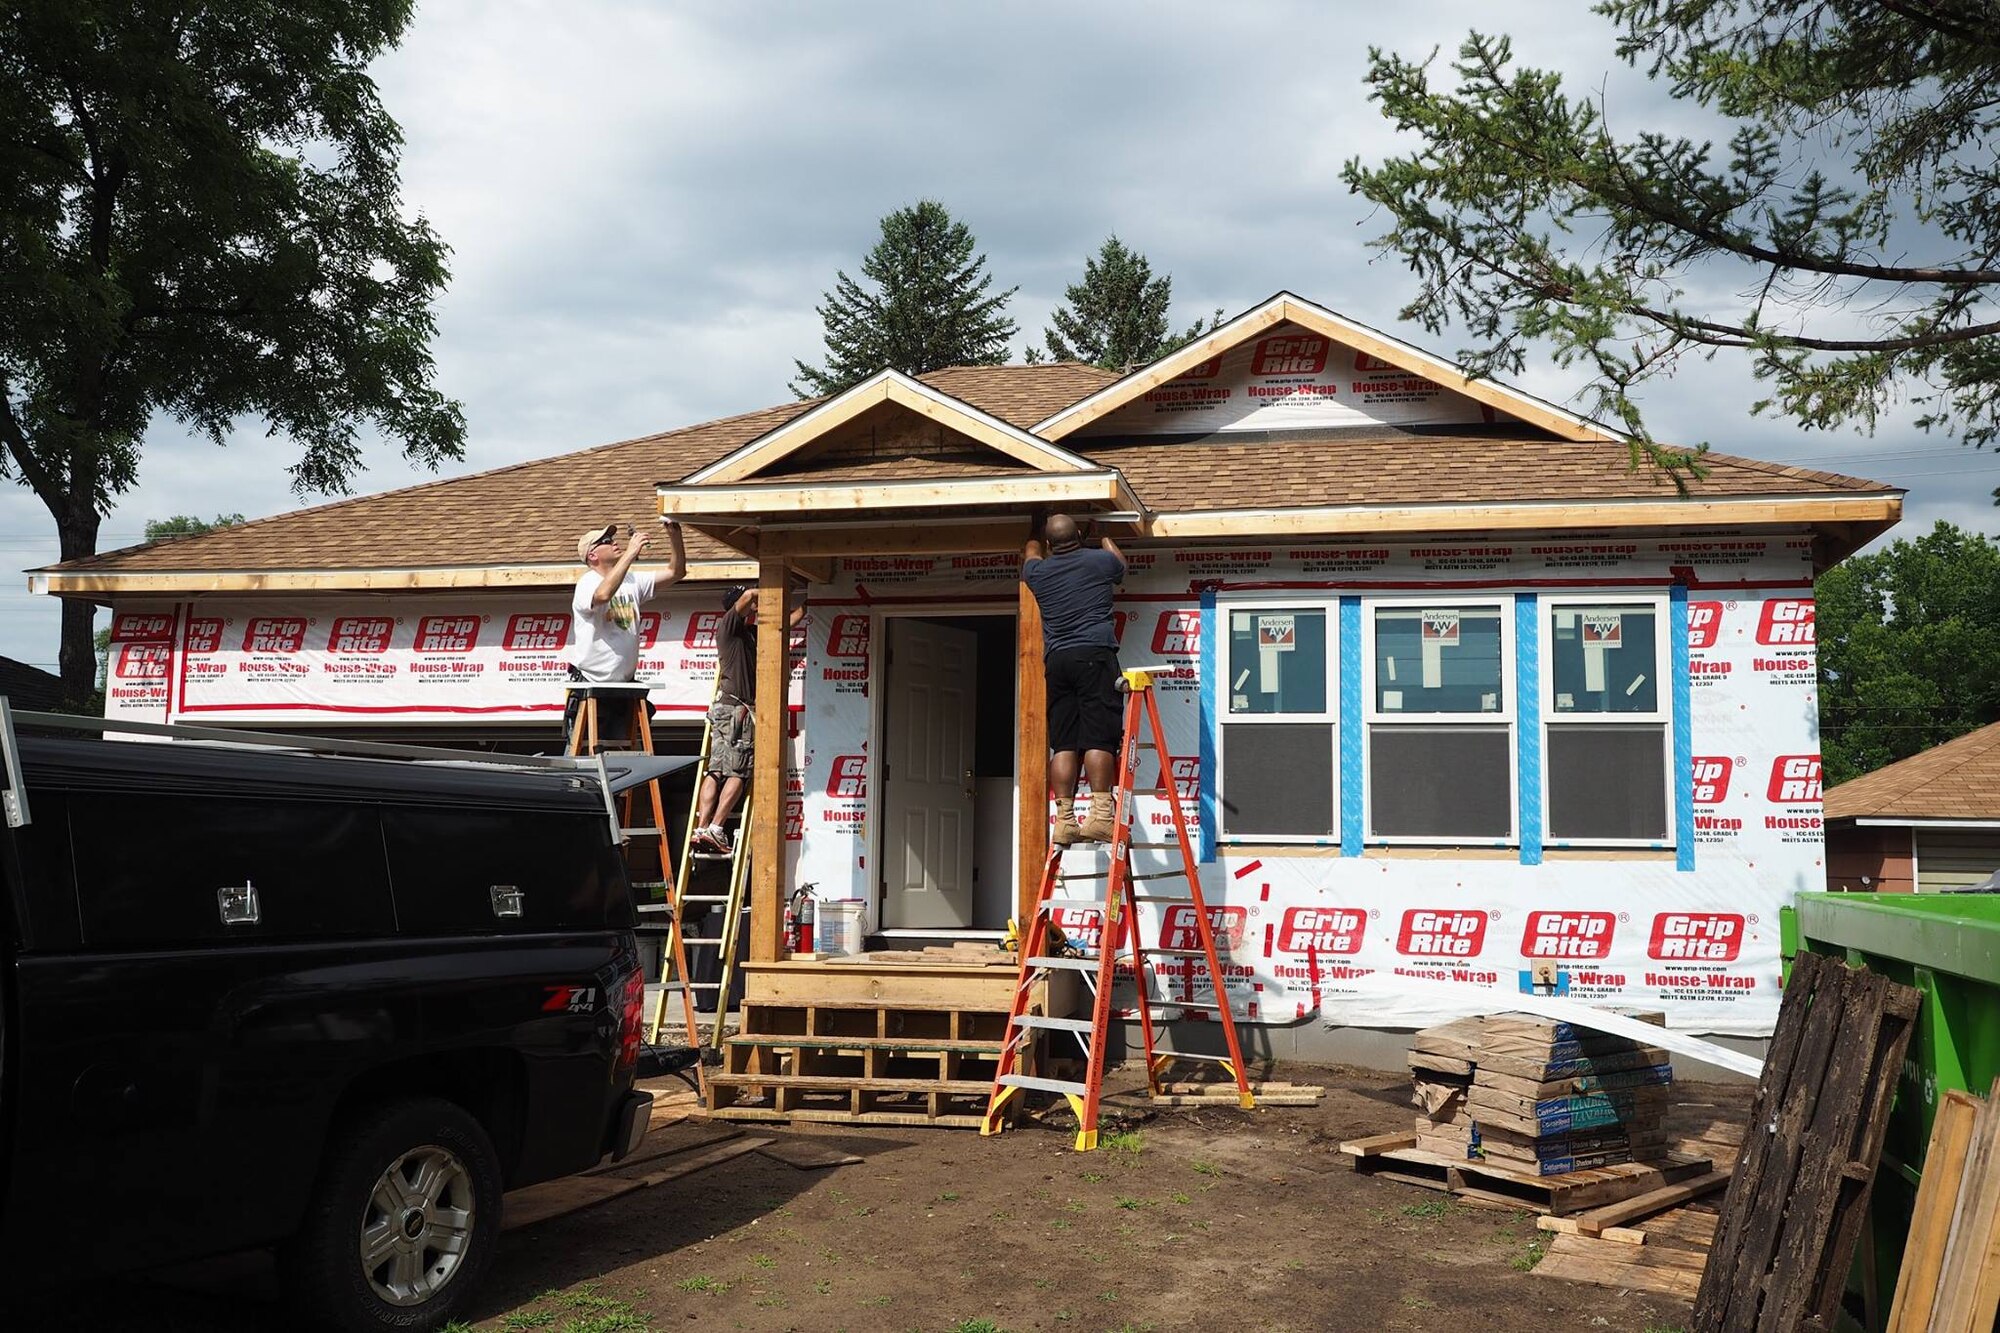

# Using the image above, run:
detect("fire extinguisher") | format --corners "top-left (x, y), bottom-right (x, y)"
top-left (786, 884), bottom-right (817, 954)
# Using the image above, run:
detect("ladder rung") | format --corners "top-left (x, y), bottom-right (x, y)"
top-left (682, 936), bottom-right (725, 946)
top-left (1131, 892), bottom-right (1193, 903)
top-left (1131, 869), bottom-right (1190, 881)
top-left (999, 1074), bottom-right (1089, 1095)
top-left (1057, 871), bottom-right (1111, 882)
top-left (1025, 956), bottom-right (1101, 972)
top-left (1141, 948), bottom-right (1213, 959)
top-left (630, 880), bottom-right (668, 890)
top-left (1168, 1000), bottom-right (1228, 1012)
top-left (1123, 841), bottom-right (1182, 850)
top-left (1044, 898), bottom-right (1107, 912)
top-left (636, 903), bottom-right (674, 914)
top-left (618, 827), bottom-right (665, 838)
top-left (678, 894), bottom-right (734, 904)
top-left (1154, 1051), bottom-right (1237, 1066)
top-left (1013, 1015), bottom-right (1095, 1033)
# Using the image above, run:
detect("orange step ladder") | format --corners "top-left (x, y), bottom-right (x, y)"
top-left (981, 668), bottom-right (1253, 1149)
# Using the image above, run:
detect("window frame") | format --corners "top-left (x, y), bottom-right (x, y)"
top-left (1538, 592), bottom-right (1675, 849)
top-left (1215, 596), bottom-right (1339, 845)
top-left (1361, 593), bottom-right (1518, 846)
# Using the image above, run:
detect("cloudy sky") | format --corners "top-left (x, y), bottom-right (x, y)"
top-left (7, 0), bottom-right (1994, 671)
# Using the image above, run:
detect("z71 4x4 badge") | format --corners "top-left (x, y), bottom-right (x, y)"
top-left (541, 985), bottom-right (598, 1014)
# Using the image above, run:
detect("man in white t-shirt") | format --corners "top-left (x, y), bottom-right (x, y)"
top-left (565, 518), bottom-right (686, 745)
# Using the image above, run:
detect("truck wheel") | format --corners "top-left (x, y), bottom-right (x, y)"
top-left (284, 1097), bottom-right (501, 1332)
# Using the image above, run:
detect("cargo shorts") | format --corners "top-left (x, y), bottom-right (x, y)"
top-left (706, 697), bottom-right (754, 780)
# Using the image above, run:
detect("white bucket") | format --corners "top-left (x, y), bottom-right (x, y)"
top-left (818, 900), bottom-right (865, 957)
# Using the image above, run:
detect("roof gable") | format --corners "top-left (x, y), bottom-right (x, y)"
top-left (1034, 293), bottom-right (1619, 444)
top-left (684, 369), bottom-right (1102, 487)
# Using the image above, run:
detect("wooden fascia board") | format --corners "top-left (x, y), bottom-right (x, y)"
top-left (657, 470), bottom-right (1125, 517)
top-left (31, 558), bottom-right (761, 599)
top-left (1033, 301), bottom-right (1290, 440)
top-left (1145, 493), bottom-right (1901, 539)
top-left (688, 373), bottom-right (1095, 487)
top-left (760, 518), bottom-right (1032, 557)
top-left (1273, 297), bottom-right (1617, 444)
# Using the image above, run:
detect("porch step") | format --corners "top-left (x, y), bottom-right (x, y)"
top-left (724, 1035), bottom-right (1003, 1056)
top-left (706, 1072), bottom-right (993, 1096)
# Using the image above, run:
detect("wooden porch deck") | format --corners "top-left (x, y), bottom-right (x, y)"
top-left (707, 946), bottom-right (1076, 1129)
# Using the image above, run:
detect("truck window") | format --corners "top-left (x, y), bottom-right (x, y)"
top-left (73, 796), bottom-right (396, 946)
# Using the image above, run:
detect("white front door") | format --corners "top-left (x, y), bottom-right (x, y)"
top-left (882, 619), bottom-right (977, 929)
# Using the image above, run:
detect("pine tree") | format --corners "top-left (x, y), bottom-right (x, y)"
top-left (791, 200), bottom-right (1018, 397)
top-left (1032, 236), bottom-right (1221, 370)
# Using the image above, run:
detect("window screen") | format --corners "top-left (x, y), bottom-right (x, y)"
top-left (1369, 727), bottom-right (1512, 839)
top-left (1222, 725), bottom-right (1335, 837)
top-left (1550, 604), bottom-right (1659, 713)
top-left (1374, 606), bottom-right (1503, 713)
top-left (1227, 608), bottom-right (1328, 714)
top-left (1546, 726), bottom-right (1668, 840)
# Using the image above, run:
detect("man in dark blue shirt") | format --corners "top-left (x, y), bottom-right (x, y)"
top-left (1023, 513), bottom-right (1128, 843)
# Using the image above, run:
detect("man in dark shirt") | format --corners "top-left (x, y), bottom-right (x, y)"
top-left (691, 582), bottom-right (807, 857)
top-left (1023, 513), bottom-right (1128, 843)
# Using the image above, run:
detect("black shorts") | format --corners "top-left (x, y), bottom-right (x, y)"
top-left (1045, 645), bottom-right (1123, 754)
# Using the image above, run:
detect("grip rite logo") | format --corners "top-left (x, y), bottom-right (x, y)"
top-left (826, 754), bottom-right (867, 799)
top-left (414, 616), bottom-right (479, 653)
top-left (1648, 912), bottom-right (1744, 962)
top-left (1767, 755), bottom-right (1823, 803)
top-left (1691, 757), bottom-right (1733, 805)
top-left (825, 614), bottom-right (870, 659)
top-left (638, 611), bottom-right (662, 650)
top-left (1049, 905), bottom-right (1128, 952)
top-left (1756, 599), bottom-right (1815, 646)
top-left (241, 617), bottom-right (307, 654)
top-left (783, 796), bottom-right (804, 842)
top-left (683, 611), bottom-right (721, 649)
top-left (1250, 334), bottom-right (1330, 377)
top-left (1152, 610), bottom-right (1201, 656)
top-left (1177, 354), bottom-right (1223, 380)
top-left (1168, 757), bottom-right (1199, 803)
top-left (503, 614), bottom-right (568, 653)
top-left (184, 618), bottom-right (224, 655)
top-left (1687, 601), bottom-right (1723, 649)
top-left (1160, 904), bottom-right (1247, 951)
top-left (327, 617), bottom-right (393, 654)
top-left (114, 643), bottom-right (171, 679)
top-left (1276, 907), bottom-right (1367, 955)
top-left (110, 613), bottom-right (175, 641)
top-left (1520, 911), bottom-right (1615, 959)
top-left (1396, 909), bottom-right (1488, 957)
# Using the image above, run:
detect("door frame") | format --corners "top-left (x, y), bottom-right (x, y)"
top-left (868, 603), bottom-right (1020, 935)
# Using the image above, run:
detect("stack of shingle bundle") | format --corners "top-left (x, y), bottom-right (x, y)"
top-left (1409, 1012), bottom-right (1675, 1177)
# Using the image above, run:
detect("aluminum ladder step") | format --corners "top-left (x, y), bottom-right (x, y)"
top-left (1012, 1015), bottom-right (1095, 1033)
top-left (1025, 955), bottom-right (1101, 972)
top-left (999, 1074), bottom-right (1089, 1096)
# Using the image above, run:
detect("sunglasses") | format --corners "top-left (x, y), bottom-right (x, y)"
top-left (590, 534), bottom-right (618, 550)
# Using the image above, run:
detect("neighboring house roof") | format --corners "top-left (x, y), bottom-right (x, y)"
top-left (1824, 722), bottom-right (2000, 823)
top-left (0, 657), bottom-right (65, 710)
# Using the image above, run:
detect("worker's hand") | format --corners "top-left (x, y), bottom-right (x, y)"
top-left (627, 528), bottom-right (652, 556)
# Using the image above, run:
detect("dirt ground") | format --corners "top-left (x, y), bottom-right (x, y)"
top-left (11, 1063), bottom-right (1752, 1332)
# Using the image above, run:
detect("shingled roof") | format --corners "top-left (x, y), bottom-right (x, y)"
top-left (1825, 722), bottom-right (2000, 823)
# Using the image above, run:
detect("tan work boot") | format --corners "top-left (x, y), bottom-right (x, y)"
top-left (1052, 796), bottom-right (1084, 846)
top-left (1078, 791), bottom-right (1118, 843)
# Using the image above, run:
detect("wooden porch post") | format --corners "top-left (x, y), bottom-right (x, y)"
top-left (748, 559), bottom-right (790, 962)
top-left (1016, 580), bottom-right (1047, 926)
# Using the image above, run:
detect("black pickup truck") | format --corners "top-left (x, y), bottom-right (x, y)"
top-left (0, 712), bottom-right (659, 1331)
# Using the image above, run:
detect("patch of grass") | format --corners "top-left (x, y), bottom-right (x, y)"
top-left (1062, 1199), bottom-right (1087, 1213)
top-left (500, 1316), bottom-right (558, 1331)
top-left (1642, 1326), bottom-right (1689, 1333)
top-left (1099, 1289), bottom-right (1119, 1303)
top-left (1283, 1258), bottom-right (1305, 1272)
top-left (753, 1296), bottom-right (786, 1310)
top-left (1115, 1196), bottom-right (1145, 1210)
top-left (748, 1253), bottom-right (777, 1270)
top-left (859, 1294), bottom-right (892, 1308)
top-left (1169, 1190), bottom-right (1192, 1205)
top-left (1511, 1236), bottom-right (1549, 1273)
top-left (674, 1275), bottom-right (729, 1294)
top-left (1052, 1218), bottom-right (1073, 1231)
top-left (1101, 1129), bottom-right (1144, 1155)
top-left (945, 1321), bottom-right (1009, 1333)
top-left (1402, 1197), bottom-right (1456, 1220)
top-left (560, 1316), bottom-right (650, 1333)
top-left (555, 1287), bottom-right (622, 1313)
top-left (1032, 1278), bottom-right (1056, 1290)
top-left (936, 1190), bottom-right (961, 1202)
top-left (1080, 1171), bottom-right (1107, 1184)
top-left (812, 1279), bottom-right (833, 1296)
top-left (1402, 1294), bottom-right (1437, 1310)
top-left (1191, 1159), bottom-right (1221, 1177)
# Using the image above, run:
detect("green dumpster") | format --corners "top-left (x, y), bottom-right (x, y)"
top-left (1790, 891), bottom-right (2000, 1329)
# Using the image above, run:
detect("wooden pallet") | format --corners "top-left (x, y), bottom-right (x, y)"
top-left (1884, 1081), bottom-right (2000, 1332)
top-left (1692, 949), bottom-right (1920, 1332)
top-left (1536, 1204), bottom-right (1718, 1300)
top-left (1340, 1131), bottom-right (1713, 1216)
top-left (1106, 1080), bottom-right (1325, 1109)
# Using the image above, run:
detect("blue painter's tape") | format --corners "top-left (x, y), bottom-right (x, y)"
top-left (1516, 595), bottom-right (1542, 865)
top-left (1339, 596), bottom-right (1363, 855)
top-left (1198, 586), bottom-right (1218, 863)
top-left (1671, 584), bottom-right (1695, 871)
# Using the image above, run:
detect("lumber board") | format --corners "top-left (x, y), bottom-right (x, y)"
top-left (1340, 1132), bottom-right (1418, 1157)
top-left (1345, 1139), bottom-right (1709, 1214)
top-left (1568, 1170), bottom-right (1730, 1236)
top-left (1017, 578), bottom-right (1047, 927)
top-left (633, 1136), bottom-right (774, 1187)
top-left (1884, 1088), bottom-right (1982, 1333)
top-left (1930, 1078), bottom-right (2000, 1333)
top-left (502, 1175), bottom-right (643, 1231)
top-left (747, 562), bottom-right (787, 963)
top-left (706, 1072), bottom-right (992, 1095)
top-left (1536, 1235), bottom-right (1706, 1301)
top-left (707, 1104), bottom-right (985, 1129)
top-left (583, 1128), bottom-right (742, 1176)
